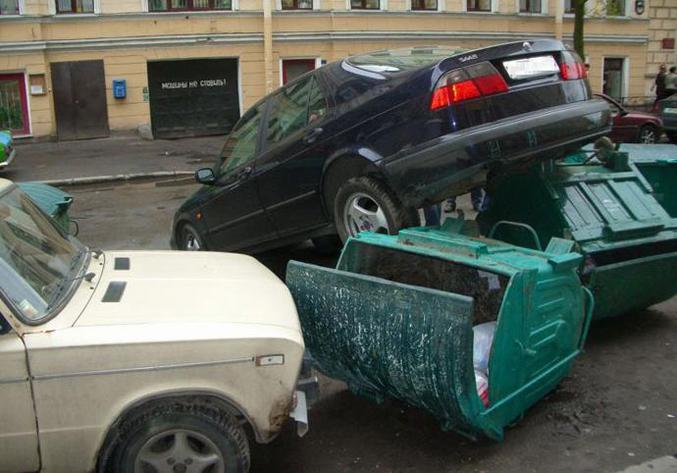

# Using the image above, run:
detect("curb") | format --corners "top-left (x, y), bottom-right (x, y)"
top-left (37, 170), bottom-right (195, 187)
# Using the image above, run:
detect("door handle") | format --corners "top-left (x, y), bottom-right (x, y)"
top-left (303, 127), bottom-right (324, 145)
top-left (237, 166), bottom-right (253, 180)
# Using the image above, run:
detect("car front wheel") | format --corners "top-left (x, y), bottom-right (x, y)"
top-left (108, 400), bottom-right (250, 473)
top-left (180, 223), bottom-right (204, 251)
top-left (333, 176), bottom-right (418, 243)
top-left (638, 125), bottom-right (658, 144)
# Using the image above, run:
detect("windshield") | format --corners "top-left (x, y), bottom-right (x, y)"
top-left (0, 186), bottom-right (85, 323)
top-left (347, 47), bottom-right (465, 73)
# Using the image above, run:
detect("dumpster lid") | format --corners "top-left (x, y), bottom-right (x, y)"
top-left (341, 219), bottom-right (582, 276)
top-left (547, 163), bottom-right (676, 252)
top-left (620, 143), bottom-right (677, 164)
top-left (17, 182), bottom-right (73, 218)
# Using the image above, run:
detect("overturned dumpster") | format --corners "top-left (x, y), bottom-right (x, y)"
top-left (479, 145), bottom-right (677, 319)
top-left (286, 221), bottom-right (592, 440)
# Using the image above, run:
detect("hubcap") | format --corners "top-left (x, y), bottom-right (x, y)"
top-left (343, 192), bottom-right (390, 237)
top-left (640, 129), bottom-right (656, 144)
top-left (184, 231), bottom-right (201, 251)
top-left (135, 429), bottom-right (224, 473)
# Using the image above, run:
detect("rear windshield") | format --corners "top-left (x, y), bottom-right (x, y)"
top-left (347, 47), bottom-right (465, 73)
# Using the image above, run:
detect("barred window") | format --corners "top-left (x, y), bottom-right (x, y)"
top-left (412, 0), bottom-right (438, 10)
top-left (0, 0), bottom-right (20, 15)
top-left (519, 0), bottom-right (541, 13)
top-left (281, 0), bottom-right (313, 9)
top-left (467, 0), bottom-right (491, 11)
top-left (350, 0), bottom-right (379, 9)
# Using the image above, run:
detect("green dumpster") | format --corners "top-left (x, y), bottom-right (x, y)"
top-left (17, 182), bottom-right (73, 233)
top-left (479, 150), bottom-right (677, 320)
top-left (621, 143), bottom-right (677, 217)
top-left (286, 221), bottom-right (591, 440)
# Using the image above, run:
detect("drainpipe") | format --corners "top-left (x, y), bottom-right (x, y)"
top-left (263, 0), bottom-right (274, 93)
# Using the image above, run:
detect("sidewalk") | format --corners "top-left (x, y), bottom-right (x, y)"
top-left (2, 132), bottom-right (224, 184)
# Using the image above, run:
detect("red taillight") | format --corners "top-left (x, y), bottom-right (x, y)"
top-left (560, 51), bottom-right (588, 80)
top-left (430, 65), bottom-right (508, 111)
top-left (431, 80), bottom-right (480, 110)
top-left (474, 73), bottom-right (509, 95)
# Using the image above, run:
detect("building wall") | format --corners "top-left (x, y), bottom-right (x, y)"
top-left (0, 0), bottom-right (651, 138)
top-left (645, 0), bottom-right (677, 97)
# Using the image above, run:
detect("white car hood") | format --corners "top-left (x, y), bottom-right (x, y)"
top-left (74, 251), bottom-right (301, 332)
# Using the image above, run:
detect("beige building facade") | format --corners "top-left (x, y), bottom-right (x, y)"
top-left (0, 0), bottom-right (656, 139)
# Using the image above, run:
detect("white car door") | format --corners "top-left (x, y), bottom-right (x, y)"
top-left (0, 325), bottom-right (40, 473)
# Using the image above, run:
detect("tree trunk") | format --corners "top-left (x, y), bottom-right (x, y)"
top-left (573, 0), bottom-right (587, 58)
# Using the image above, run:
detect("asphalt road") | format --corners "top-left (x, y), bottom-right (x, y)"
top-left (67, 180), bottom-right (677, 473)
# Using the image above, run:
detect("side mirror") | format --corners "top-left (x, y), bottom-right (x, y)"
top-left (195, 168), bottom-right (217, 185)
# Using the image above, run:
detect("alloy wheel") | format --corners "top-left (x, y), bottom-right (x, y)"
top-left (135, 429), bottom-right (225, 473)
top-left (183, 230), bottom-right (202, 251)
top-left (639, 127), bottom-right (656, 144)
top-left (343, 192), bottom-right (390, 237)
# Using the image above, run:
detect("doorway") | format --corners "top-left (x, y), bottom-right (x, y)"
top-left (50, 60), bottom-right (109, 141)
top-left (0, 73), bottom-right (30, 136)
top-left (603, 58), bottom-right (626, 102)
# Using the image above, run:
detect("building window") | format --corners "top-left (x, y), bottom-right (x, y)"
top-left (281, 0), bottom-right (313, 8)
top-left (350, 0), bottom-right (379, 9)
top-left (467, 0), bottom-right (490, 12)
top-left (56, 0), bottom-right (95, 13)
top-left (519, 0), bottom-right (541, 13)
top-left (0, 0), bottom-right (20, 14)
top-left (603, 57), bottom-right (626, 101)
top-left (412, 0), bottom-right (437, 10)
top-left (606, 0), bottom-right (625, 15)
top-left (282, 59), bottom-right (316, 84)
top-left (564, 0), bottom-right (574, 13)
top-left (149, 0), bottom-right (232, 11)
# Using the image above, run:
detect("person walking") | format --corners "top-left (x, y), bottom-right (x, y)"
top-left (652, 64), bottom-right (668, 104)
top-left (665, 66), bottom-right (677, 98)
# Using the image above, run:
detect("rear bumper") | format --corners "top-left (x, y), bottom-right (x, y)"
top-left (0, 148), bottom-right (16, 169)
top-left (380, 98), bottom-right (611, 208)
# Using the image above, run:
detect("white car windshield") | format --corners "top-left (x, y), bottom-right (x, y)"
top-left (0, 186), bottom-right (85, 323)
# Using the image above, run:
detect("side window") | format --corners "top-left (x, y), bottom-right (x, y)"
top-left (265, 76), bottom-right (314, 146)
top-left (308, 77), bottom-right (328, 125)
top-left (219, 102), bottom-right (265, 176)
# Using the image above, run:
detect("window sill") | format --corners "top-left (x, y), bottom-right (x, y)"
top-left (408, 9), bottom-right (442, 12)
top-left (517, 12), bottom-right (548, 16)
top-left (53, 13), bottom-right (98, 17)
top-left (0, 14), bottom-right (22, 18)
top-left (464, 10), bottom-right (496, 14)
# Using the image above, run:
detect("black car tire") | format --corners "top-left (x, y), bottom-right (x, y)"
top-left (334, 176), bottom-right (419, 243)
top-left (311, 235), bottom-right (343, 255)
top-left (180, 223), bottom-right (205, 251)
top-left (666, 131), bottom-right (677, 144)
top-left (637, 125), bottom-right (658, 144)
top-left (107, 400), bottom-right (250, 473)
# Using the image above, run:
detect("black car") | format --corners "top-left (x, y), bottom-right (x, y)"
top-left (172, 39), bottom-right (611, 253)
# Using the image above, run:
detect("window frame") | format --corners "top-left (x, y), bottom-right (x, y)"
top-left (518, 0), bottom-right (541, 13)
top-left (349, 0), bottom-right (380, 10)
top-left (411, 0), bottom-right (438, 11)
top-left (148, 0), bottom-right (233, 12)
top-left (466, 0), bottom-right (491, 12)
top-left (0, 0), bottom-right (21, 15)
top-left (54, 0), bottom-right (96, 14)
top-left (280, 0), bottom-right (313, 9)
top-left (563, 0), bottom-right (574, 14)
top-left (605, 0), bottom-right (626, 16)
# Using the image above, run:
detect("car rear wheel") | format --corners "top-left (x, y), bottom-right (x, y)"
top-left (638, 125), bottom-right (658, 144)
top-left (334, 176), bottom-right (419, 243)
top-left (108, 400), bottom-right (250, 473)
top-left (180, 224), bottom-right (204, 251)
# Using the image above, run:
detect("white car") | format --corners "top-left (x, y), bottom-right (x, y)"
top-left (0, 178), bottom-right (311, 473)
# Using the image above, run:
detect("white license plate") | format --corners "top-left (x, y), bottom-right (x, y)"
top-left (503, 55), bottom-right (560, 80)
top-left (663, 107), bottom-right (677, 115)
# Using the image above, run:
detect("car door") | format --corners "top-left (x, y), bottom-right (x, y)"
top-left (256, 74), bottom-right (331, 237)
top-left (200, 101), bottom-right (277, 251)
top-left (0, 314), bottom-right (40, 473)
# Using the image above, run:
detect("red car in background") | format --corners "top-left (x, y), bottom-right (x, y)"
top-left (596, 93), bottom-right (663, 144)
